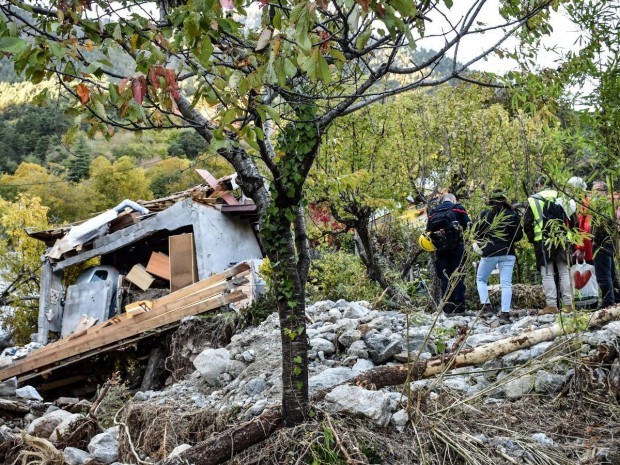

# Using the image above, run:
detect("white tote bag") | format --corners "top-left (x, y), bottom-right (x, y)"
top-left (570, 260), bottom-right (599, 308)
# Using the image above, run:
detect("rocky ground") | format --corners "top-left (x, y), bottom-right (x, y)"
top-left (1, 299), bottom-right (620, 464)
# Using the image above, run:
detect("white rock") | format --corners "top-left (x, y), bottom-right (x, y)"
top-left (342, 303), bottom-right (370, 320)
top-left (391, 409), bottom-right (409, 431)
top-left (532, 433), bottom-right (554, 446)
top-left (309, 367), bottom-right (356, 394)
top-left (27, 409), bottom-right (72, 438)
top-left (352, 358), bottom-right (375, 373)
top-left (16, 385), bottom-right (43, 401)
top-left (50, 413), bottom-right (83, 442)
top-left (325, 386), bottom-right (392, 426)
top-left (193, 348), bottom-right (231, 386)
top-left (88, 432), bottom-right (119, 464)
top-left (310, 338), bottom-right (335, 356)
top-left (168, 444), bottom-right (192, 458)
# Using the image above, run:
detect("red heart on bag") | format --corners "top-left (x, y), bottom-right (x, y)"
top-left (574, 270), bottom-right (592, 290)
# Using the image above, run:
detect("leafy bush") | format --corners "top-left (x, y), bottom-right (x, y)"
top-left (307, 250), bottom-right (380, 303)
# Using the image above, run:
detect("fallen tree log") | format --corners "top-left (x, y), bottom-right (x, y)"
top-left (158, 305), bottom-right (620, 465)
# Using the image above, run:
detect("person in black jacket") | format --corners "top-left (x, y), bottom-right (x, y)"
top-left (426, 193), bottom-right (471, 315)
top-left (590, 181), bottom-right (620, 307)
top-left (474, 190), bottom-right (523, 321)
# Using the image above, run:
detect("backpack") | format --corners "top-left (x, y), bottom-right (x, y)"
top-left (427, 205), bottom-right (463, 251)
top-left (533, 194), bottom-right (568, 236)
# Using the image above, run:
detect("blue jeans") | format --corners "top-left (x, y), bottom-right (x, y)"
top-left (434, 244), bottom-right (466, 314)
top-left (476, 255), bottom-right (516, 312)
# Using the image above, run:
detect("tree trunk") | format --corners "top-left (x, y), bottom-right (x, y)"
top-left (355, 217), bottom-right (409, 304)
top-left (160, 305), bottom-right (620, 465)
top-left (261, 209), bottom-right (309, 426)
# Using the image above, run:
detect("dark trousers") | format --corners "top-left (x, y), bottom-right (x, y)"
top-left (434, 244), bottom-right (466, 314)
top-left (594, 250), bottom-right (620, 308)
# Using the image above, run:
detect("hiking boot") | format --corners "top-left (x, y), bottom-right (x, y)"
top-left (481, 303), bottom-right (494, 317)
top-left (538, 306), bottom-right (559, 315)
top-left (497, 312), bottom-right (512, 324)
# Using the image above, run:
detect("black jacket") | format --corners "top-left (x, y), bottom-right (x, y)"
top-left (475, 204), bottom-right (523, 257)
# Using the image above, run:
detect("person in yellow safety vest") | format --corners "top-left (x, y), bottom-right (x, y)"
top-left (523, 176), bottom-right (576, 315)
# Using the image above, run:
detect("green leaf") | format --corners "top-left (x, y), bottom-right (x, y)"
top-left (294, 356), bottom-right (302, 364)
top-left (356, 29), bottom-right (371, 51)
top-left (0, 37), bottom-right (28, 54)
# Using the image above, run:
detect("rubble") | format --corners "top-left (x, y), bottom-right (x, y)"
top-left (1, 298), bottom-right (620, 463)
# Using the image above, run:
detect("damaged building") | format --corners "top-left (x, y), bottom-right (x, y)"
top-left (0, 170), bottom-right (265, 394)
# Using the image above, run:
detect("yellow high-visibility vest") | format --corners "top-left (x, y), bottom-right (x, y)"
top-left (527, 189), bottom-right (558, 242)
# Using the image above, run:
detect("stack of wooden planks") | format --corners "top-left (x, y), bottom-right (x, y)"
top-left (0, 263), bottom-right (250, 384)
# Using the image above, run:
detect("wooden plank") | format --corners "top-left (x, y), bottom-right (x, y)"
top-left (169, 233), bottom-right (197, 292)
top-left (126, 264), bottom-right (155, 291)
top-left (0, 290), bottom-right (245, 381)
top-left (146, 252), bottom-right (171, 280)
top-left (17, 263), bottom-right (251, 361)
top-left (195, 169), bottom-right (240, 205)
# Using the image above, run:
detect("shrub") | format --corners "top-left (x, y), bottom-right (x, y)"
top-left (307, 250), bottom-right (380, 303)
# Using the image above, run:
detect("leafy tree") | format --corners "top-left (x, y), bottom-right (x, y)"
top-left (89, 156), bottom-right (153, 208)
top-left (0, 194), bottom-right (49, 343)
top-left (0, 162), bottom-right (98, 222)
top-left (1, 0), bottom-right (575, 425)
top-left (167, 131), bottom-right (209, 159)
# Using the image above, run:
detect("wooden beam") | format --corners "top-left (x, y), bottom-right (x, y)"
top-left (0, 290), bottom-right (245, 381)
top-left (196, 169), bottom-right (240, 206)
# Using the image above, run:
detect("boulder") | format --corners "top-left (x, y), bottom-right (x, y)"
top-left (15, 385), bottom-right (43, 401)
top-left (352, 358), bottom-right (375, 373)
top-left (63, 447), bottom-right (92, 465)
top-left (27, 409), bottom-right (72, 438)
top-left (0, 377), bottom-right (17, 397)
top-left (244, 378), bottom-right (267, 397)
top-left (342, 303), bottom-right (370, 320)
top-left (193, 348), bottom-right (230, 386)
top-left (310, 337), bottom-right (336, 356)
top-left (338, 330), bottom-right (361, 348)
top-left (325, 386), bottom-right (392, 426)
top-left (504, 375), bottom-right (534, 399)
top-left (391, 409), bottom-right (409, 432)
top-left (364, 333), bottom-right (401, 364)
top-left (534, 370), bottom-right (565, 394)
top-left (347, 340), bottom-right (368, 359)
top-left (88, 432), bottom-right (119, 464)
top-left (309, 367), bottom-right (356, 394)
top-left (50, 413), bottom-right (84, 442)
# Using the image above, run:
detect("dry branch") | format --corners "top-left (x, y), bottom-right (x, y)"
top-left (159, 305), bottom-right (620, 465)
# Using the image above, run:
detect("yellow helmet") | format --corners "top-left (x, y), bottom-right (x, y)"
top-left (418, 232), bottom-right (435, 252)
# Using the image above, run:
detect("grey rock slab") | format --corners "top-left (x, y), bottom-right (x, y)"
top-left (530, 341), bottom-right (553, 358)
top-left (534, 370), bottom-right (566, 394)
top-left (342, 303), bottom-right (370, 320)
top-left (193, 348), bottom-right (230, 386)
top-left (63, 447), bottom-right (92, 465)
top-left (16, 385), bottom-right (43, 401)
top-left (325, 385), bottom-right (391, 427)
top-left (352, 358), bottom-right (375, 373)
top-left (328, 308), bottom-right (343, 321)
top-left (347, 339), bottom-right (368, 359)
top-left (309, 367), bottom-right (356, 394)
top-left (0, 377), bottom-right (17, 397)
top-left (504, 375), bottom-right (534, 399)
top-left (310, 338), bottom-right (336, 356)
top-left (244, 378), bottom-right (267, 397)
top-left (27, 409), bottom-right (72, 438)
top-left (88, 432), bottom-right (119, 464)
top-left (338, 330), bottom-right (362, 348)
